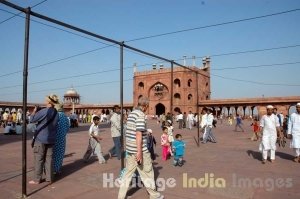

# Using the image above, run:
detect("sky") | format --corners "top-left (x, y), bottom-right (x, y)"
top-left (0, 0), bottom-right (300, 104)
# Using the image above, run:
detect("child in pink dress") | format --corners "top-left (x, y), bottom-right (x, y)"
top-left (161, 126), bottom-right (170, 161)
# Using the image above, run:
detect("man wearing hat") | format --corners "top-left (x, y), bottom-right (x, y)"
top-left (260, 105), bottom-right (281, 164)
top-left (29, 94), bottom-right (59, 184)
top-left (287, 103), bottom-right (300, 163)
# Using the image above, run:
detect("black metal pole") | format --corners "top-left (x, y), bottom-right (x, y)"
top-left (196, 73), bottom-right (200, 147)
top-left (0, 0), bottom-right (121, 46)
top-left (22, 7), bottom-right (31, 198)
top-left (170, 62), bottom-right (174, 121)
top-left (120, 42), bottom-right (125, 169)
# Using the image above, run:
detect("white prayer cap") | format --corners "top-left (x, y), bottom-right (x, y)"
top-left (167, 120), bottom-right (172, 124)
top-left (296, 103), bottom-right (300, 107)
top-left (266, 105), bottom-right (274, 109)
top-left (147, 129), bottom-right (152, 134)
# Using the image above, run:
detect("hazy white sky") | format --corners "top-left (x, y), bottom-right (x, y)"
top-left (0, 0), bottom-right (299, 104)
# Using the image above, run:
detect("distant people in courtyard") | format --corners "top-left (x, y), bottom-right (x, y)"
top-left (200, 108), bottom-right (208, 140)
top-left (53, 103), bottom-right (70, 175)
top-left (79, 113), bottom-right (83, 123)
top-left (108, 105), bottom-right (122, 160)
top-left (177, 112), bottom-right (183, 129)
top-left (283, 117), bottom-right (288, 138)
top-left (194, 113), bottom-right (199, 127)
top-left (287, 103), bottom-right (300, 163)
top-left (161, 126), bottom-right (170, 161)
top-left (4, 111), bottom-right (17, 135)
top-left (83, 113), bottom-right (87, 123)
top-left (29, 94), bottom-right (59, 184)
top-left (11, 110), bottom-right (17, 123)
top-left (83, 116), bottom-right (106, 164)
top-left (166, 120), bottom-right (174, 156)
top-left (16, 108), bottom-right (23, 124)
top-left (146, 129), bottom-right (157, 161)
top-left (87, 113), bottom-right (92, 123)
top-left (234, 114), bottom-right (244, 132)
top-left (118, 96), bottom-right (162, 199)
top-left (250, 118), bottom-right (260, 141)
top-left (187, 111), bottom-right (194, 130)
top-left (259, 105), bottom-right (281, 164)
top-left (166, 112), bottom-right (172, 122)
top-left (91, 111), bottom-right (98, 123)
top-left (228, 114), bottom-right (233, 126)
top-left (70, 112), bottom-right (78, 128)
top-left (172, 134), bottom-right (186, 167)
top-left (159, 113), bottom-right (166, 128)
top-left (183, 112), bottom-right (187, 128)
top-left (220, 113), bottom-right (223, 124)
top-left (201, 108), bottom-right (217, 144)
top-left (2, 110), bottom-right (8, 127)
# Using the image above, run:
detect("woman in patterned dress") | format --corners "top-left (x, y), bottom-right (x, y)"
top-left (53, 103), bottom-right (70, 174)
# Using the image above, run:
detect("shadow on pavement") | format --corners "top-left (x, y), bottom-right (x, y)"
top-left (246, 150), bottom-right (261, 161)
top-left (276, 151), bottom-right (294, 161)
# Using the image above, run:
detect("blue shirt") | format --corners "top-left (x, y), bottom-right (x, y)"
top-left (237, 117), bottom-right (242, 125)
top-left (172, 140), bottom-right (185, 156)
top-left (30, 107), bottom-right (58, 144)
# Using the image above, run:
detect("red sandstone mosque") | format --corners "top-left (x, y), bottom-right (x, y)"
top-left (133, 57), bottom-right (211, 115)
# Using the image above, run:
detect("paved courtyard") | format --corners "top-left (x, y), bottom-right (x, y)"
top-left (0, 119), bottom-right (299, 199)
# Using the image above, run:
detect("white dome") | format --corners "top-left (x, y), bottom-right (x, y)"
top-left (65, 87), bottom-right (79, 96)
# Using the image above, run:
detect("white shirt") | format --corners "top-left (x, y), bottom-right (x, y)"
top-left (207, 113), bottom-right (214, 127)
top-left (177, 113), bottom-right (183, 120)
top-left (260, 114), bottom-right (280, 136)
top-left (288, 113), bottom-right (300, 135)
top-left (200, 114), bottom-right (208, 128)
top-left (187, 113), bottom-right (194, 122)
top-left (110, 112), bottom-right (121, 137)
top-left (89, 123), bottom-right (100, 137)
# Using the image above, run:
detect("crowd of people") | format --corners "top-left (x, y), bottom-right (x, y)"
top-left (1, 96), bottom-right (300, 198)
top-left (0, 108), bottom-right (23, 135)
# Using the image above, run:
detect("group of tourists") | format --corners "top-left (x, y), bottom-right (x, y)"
top-left (28, 94), bottom-right (70, 184)
top-left (1, 108), bottom-right (23, 134)
top-left (5, 93), bottom-right (298, 198)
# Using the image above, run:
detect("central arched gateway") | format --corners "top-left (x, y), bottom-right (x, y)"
top-left (155, 103), bottom-right (165, 116)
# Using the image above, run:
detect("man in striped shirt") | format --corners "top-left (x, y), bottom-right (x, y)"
top-left (118, 97), bottom-right (162, 199)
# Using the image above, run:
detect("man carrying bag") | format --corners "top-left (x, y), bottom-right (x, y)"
top-left (29, 94), bottom-right (59, 185)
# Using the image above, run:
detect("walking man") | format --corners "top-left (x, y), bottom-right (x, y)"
top-left (187, 111), bottom-right (194, 130)
top-left (118, 97), bottom-right (162, 199)
top-left (201, 108), bottom-right (217, 143)
top-left (260, 105), bottom-right (281, 164)
top-left (288, 103), bottom-right (300, 163)
top-left (108, 105), bottom-right (122, 160)
top-left (177, 112), bottom-right (183, 129)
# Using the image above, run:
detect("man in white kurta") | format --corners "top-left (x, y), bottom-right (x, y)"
top-left (200, 108), bottom-right (208, 141)
top-left (287, 103), bottom-right (300, 162)
top-left (260, 105), bottom-right (280, 164)
top-left (201, 108), bottom-right (217, 143)
top-left (187, 111), bottom-right (194, 130)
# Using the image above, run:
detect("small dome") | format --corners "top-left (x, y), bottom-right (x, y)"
top-left (65, 87), bottom-right (79, 96)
